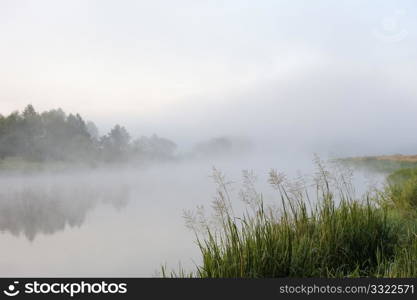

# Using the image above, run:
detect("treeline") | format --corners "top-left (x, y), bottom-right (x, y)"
top-left (0, 105), bottom-right (176, 164)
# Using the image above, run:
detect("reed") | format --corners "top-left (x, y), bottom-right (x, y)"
top-left (166, 160), bottom-right (417, 278)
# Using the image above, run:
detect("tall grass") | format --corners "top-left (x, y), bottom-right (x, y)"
top-left (385, 167), bottom-right (417, 210)
top-left (166, 160), bottom-right (417, 278)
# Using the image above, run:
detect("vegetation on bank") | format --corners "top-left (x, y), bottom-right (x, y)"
top-left (0, 105), bottom-right (252, 171)
top-left (0, 104), bottom-right (177, 165)
top-left (338, 156), bottom-right (417, 174)
top-left (385, 167), bottom-right (417, 211)
top-left (164, 160), bottom-right (417, 278)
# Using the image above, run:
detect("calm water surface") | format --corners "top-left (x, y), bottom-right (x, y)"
top-left (0, 153), bottom-right (384, 276)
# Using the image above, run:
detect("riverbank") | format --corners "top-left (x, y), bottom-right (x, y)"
top-left (337, 154), bottom-right (417, 174)
top-left (165, 160), bottom-right (417, 278)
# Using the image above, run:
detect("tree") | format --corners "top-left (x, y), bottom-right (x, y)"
top-left (86, 121), bottom-right (99, 140)
top-left (0, 105), bottom-right (178, 165)
top-left (0, 111), bottom-right (23, 159)
top-left (133, 134), bottom-right (177, 160)
top-left (109, 125), bottom-right (131, 150)
top-left (100, 125), bottom-right (131, 162)
top-left (21, 104), bottom-right (43, 160)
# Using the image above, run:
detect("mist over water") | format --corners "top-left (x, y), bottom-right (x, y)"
top-left (0, 147), bottom-right (385, 276)
top-left (0, 0), bottom-right (415, 277)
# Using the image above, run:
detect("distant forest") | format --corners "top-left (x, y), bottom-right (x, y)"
top-left (0, 104), bottom-right (177, 163)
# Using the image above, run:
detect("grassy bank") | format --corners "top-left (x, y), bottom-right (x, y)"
top-left (338, 155), bottom-right (417, 174)
top-left (165, 160), bottom-right (417, 278)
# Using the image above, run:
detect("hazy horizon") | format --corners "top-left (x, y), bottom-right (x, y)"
top-left (1, 1), bottom-right (417, 277)
top-left (1, 0), bottom-right (417, 157)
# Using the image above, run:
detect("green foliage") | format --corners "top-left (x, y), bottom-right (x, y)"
top-left (100, 124), bottom-right (131, 162)
top-left (0, 105), bottom-right (97, 162)
top-left (167, 163), bottom-right (417, 278)
top-left (338, 157), bottom-right (417, 174)
top-left (0, 105), bottom-right (177, 166)
top-left (386, 168), bottom-right (417, 209)
top-left (379, 231), bottom-right (417, 277)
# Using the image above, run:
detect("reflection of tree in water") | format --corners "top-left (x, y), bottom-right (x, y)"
top-left (0, 178), bottom-right (130, 241)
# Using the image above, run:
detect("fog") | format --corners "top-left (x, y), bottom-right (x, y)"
top-left (1, 0), bottom-right (416, 157)
top-left (0, 0), bottom-right (415, 276)
top-left (0, 149), bottom-right (384, 276)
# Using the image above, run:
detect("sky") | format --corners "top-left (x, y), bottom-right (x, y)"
top-left (0, 0), bottom-right (416, 155)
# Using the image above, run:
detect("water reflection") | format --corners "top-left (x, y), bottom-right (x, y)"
top-left (0, 177), bottom-right (130, 241)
